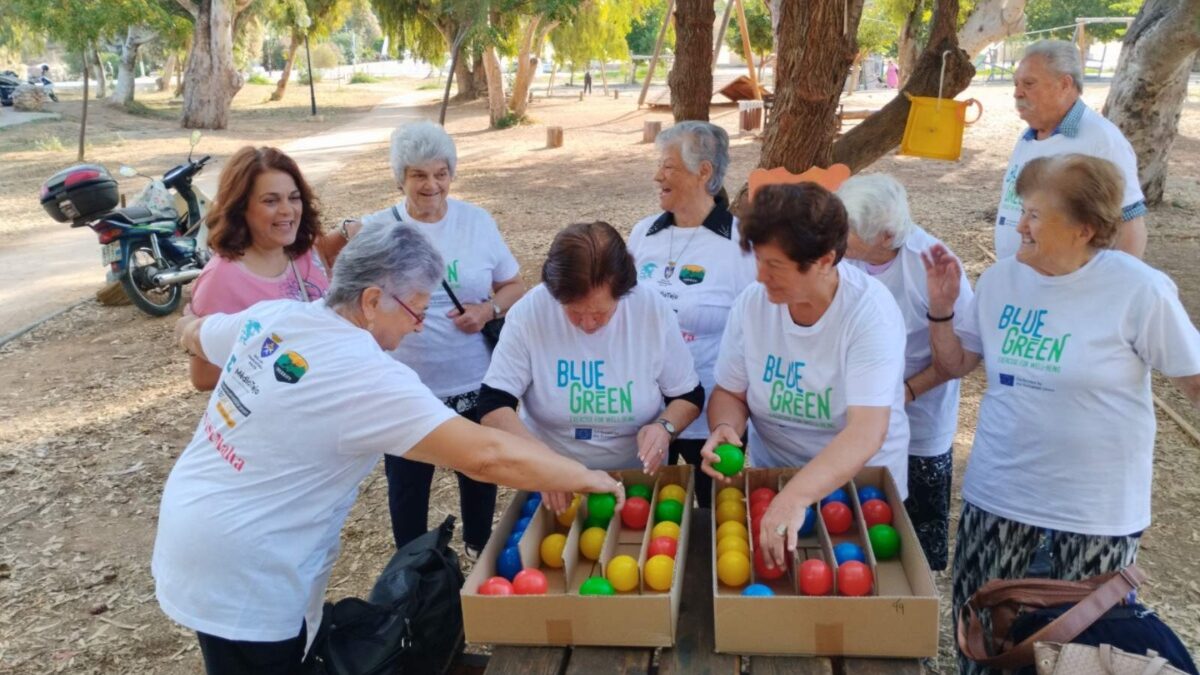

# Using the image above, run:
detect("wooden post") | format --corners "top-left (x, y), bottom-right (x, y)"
top-left (613, 90), bottom-right (619, 100)
top-left (546, 126), bottom-right (564, 148)
top-left (734, 0), bottom-right (762, 99)
top-left (643, 120), bottom-right (662, 143)
top-left (579, 90), bottom-right (584, 101)
top-left (638, 0), bottom-right (676, 107)
top-left (1075, 21), bottom-right (1087, 74)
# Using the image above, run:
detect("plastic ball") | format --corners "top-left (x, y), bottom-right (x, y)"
top-left (496, 546), bottom-right (523, 581)
top-left (798, 559), bottom-right (833, 596)
top-left (587, 492), bottom-right (617, 523)
top-left (659, 484), bottom-right (687, 504)
top-left (579, 526), bottom-right (606, 560)
top-left (513, 568), bottom-right (549, 595)
top-left (749, 499), bottom-right (771, 524)
top-left (478, 576), bottom-right (514, 596)
top-left (857, 485), bottom-right (886, 504)
top-left (717, 535), bottom-right (750, 559)
top-left (651, 521), bottom-right (681, 540)
top-left (862, 499), bottom-right (893, 527)
top-left (514, 516), bottom-right (532, 533)
top-left (505, 531), bottom-right (523, 548)
top-left (749, 487), bottom-right (777, 506)
top-left (540, 533), bottom-right (567, 568)
top-left (868, 524), bottom-right (901, 560)
top-left (820, 488), bottom-right (850, 507)
top-left (585, 514), bottom-right (609, 530)
top-left (606, 554), bottom-right (640, 592)
top-left (647, 535), bottom-right (678, 559)
top-left (627, 483), bottom-right (652, 501)
top-left (754, 546), bottom-right (786, 581)
top-left (620, 496), bottom-right (651, 530)
top-left (833, 542), bottom-right (866, 565)
top-left (655, 498), bottom-right (684, 525)
top-left (556, 494), bottom-right (581, 527)
top-left (742, 583), bottom-right (775, 597)
top-left (715, 499), bottom-right (746, 526)
top-left (579, 576), bottom-right (615, 596)
top-left (717, 550), bottom-right (751, 587)
top-left (716, 486), bottom-right (745, 505)
top-left (644, 554), bottom-right (675, 591)
top-left (521, 496), bottom-right (541, 518)
top-left (713, 443), bottom-right (745, 476)
top-left (821, 502), bottom-right (853, 535)
top-left (716, 520), bottom-right (749, 542)
top-left (797, 505), bottom-right (816, 537)
top-left (837, 561), bottom-right (873, 596)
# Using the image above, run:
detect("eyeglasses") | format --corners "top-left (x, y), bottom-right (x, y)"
top-left (390, 293), bottom-right (425, 325)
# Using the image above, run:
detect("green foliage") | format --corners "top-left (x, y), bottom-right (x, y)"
top-left (550, 0), bottom-right (641, 69)
top-left (856, 1), bottom-right (898, 55)
top-left (299, 68), bottom-right (323, 83)
top-left (309, 41), bottom-right (342, 67)
top-left (248, 72), bottom-right (273, 84)
top-left (494, 111), bottom-right (527, 127)
top-left (724, 0), bottom-right (773, 60)
top-left (349, 70), bottom-right (381, 82)
top-left (1025, 0), bottom-right (1141, 42)
top-left (626, 0), bottom-right (672, 55)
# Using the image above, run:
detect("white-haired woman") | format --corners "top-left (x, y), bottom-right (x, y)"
top-left (628, 121), bottom-right (756, 507)
top-left (838, 173), bottom-right (974, 572)
top-left (157, 223), bottom-right (621, 675)
top-left (351, 120), bottom-right (526, 561)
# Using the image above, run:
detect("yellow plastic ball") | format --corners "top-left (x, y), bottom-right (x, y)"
top-left (540, 533), bottom-right (567, 568)
top-left (651, 521), bottom-right (681, 540)
top-left (659, 484), bottom-right (687, 504)
top-left (717, 534), bottom-right (750, 559)
top-left (717, 550), bottom-right (751, 587)
top-left (715, 499), bottom-right (746, 525)
top-left (644, 554), bottom-right (675, 591)
top-left (716, 520), bottom-right (749, 542)
top-left (556, 494), bottom-right (581, 528)
top-left (716, 487), bottom-right (745, 505)
top-left (606, 554), bottom-right (640, 592)
top-left (579, 526), bottom-right (606, 561)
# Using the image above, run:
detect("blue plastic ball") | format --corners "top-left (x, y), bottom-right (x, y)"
top-left (821, 488), bottom-right (850, 507)
top-left (521, 497), bottom-right (540, 518)
top-left (857, 485), bottom-right (885, 504)
top-left (496, 546), bottom-right (523, 581)
top-left (797, 505), bottom-right (816, 537)
top-left (833, 542), bottom-right (866, 566)
top-left (505, 531), bottom-right (523, 548)
top-left (514, 516), bottom-right (532, 533)
top-left (742, 583), bottom-right (775, 597)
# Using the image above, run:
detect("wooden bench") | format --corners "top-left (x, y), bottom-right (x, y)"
top-left (483, 511), bottom-right (924, 675)
top-left (837, 105), bottom-right (876, 134)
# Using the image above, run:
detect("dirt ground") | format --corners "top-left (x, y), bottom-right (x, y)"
top-left (1, 77), bottom-right (1199, 674)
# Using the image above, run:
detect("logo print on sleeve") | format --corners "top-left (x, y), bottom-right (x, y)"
top-left (273, 351), bottom-right (309, 384)
top-left (260, 333), bottom-right (282, 358)
top-left (762, 355), bottom-right (834, 428)
top-left (639, 262), bottom-right (658, 281)
top-left (556, 359), bottom-right (635, 424)
top-left (238, 319), bottom-right (262, 345)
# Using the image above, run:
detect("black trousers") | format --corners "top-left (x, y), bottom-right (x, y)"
top-left (667, 438), bottom-right (712, 508)
top-left (196, 622), bottom-right (313, 675)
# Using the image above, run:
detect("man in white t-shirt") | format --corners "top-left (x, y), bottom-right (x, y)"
top-left (995, 40), bottom-right (1146, 259)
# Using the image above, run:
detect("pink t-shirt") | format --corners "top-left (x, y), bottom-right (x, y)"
top-left (190, 251), bottom-right (329, 317)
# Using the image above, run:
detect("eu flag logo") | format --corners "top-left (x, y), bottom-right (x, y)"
top-left (999, 374), bottom-right (1015, 386)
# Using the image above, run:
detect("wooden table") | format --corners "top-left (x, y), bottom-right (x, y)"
top-left (482, 510), bottom-right (924, 675)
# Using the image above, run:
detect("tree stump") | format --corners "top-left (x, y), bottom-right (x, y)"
top-left (643, 121), bottom-right (662, 144)
top-left (613, 90), bottom-right (620, 100)
top-left (579, 91), bottom-right (585, 102)
top-left (546, 126), bottom-right (564, 148)
top-left (12, 83), bottom-right (46, 112)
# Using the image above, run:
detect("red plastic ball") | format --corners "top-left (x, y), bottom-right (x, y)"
top-left (478, 576), bottom-right (514, 595)
top-left (512, 568), bottom-right (549, 595)
top-left (837, 561), bottom-right (874, 597)
top-left (621, 496), bottom-right (651, 530)
top-left (749, 487), bottom-right (777, 506)
top-left (749, 499), bottom-right (771, 523)
top-left (647, 535), bottom-right (678, 559)
top-left (861, 499), bottom-right (893, 527)
top-left (821, 501), bottom-right (853, 535)
top-left (753, 545), bottom-right (786, 581)
top-left (798, 559), bottom-right (833, 596)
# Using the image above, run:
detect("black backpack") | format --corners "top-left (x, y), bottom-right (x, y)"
top-left (313, 516), bottom-right (465, 675)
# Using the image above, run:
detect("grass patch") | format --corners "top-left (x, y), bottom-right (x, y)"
top-left (33, 134), bottom-right (65, 152)
top-left (349, 72), bottom-right (382, 84)
top-left (495, 112), bottom-right (530, 129)
top-left (248, 73), bottom-right (272, 85)
top-left (416, 81), bottom-right (443, 90)
top-left (123, 99), bottom-right (176, 120)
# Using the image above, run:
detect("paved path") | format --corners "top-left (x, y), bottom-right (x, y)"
top-left (0, 90), bottom-right (436, 337)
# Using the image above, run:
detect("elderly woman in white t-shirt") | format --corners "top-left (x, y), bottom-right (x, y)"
top-left (924, 154), bottom-right (1200, 675)
top-left (628, 121), bottom-right (756, 508)
top-left (700, 183), bottom-right (911, 570)
top-left (837, 174), bottom-right (974, 572)
top-left (479, 221), bottom-right (704, 513)
top-left (158, 222), bottom-right (622, 674)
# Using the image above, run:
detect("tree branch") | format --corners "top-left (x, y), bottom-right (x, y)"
top-left (174, 0), bottom-right (198, 17)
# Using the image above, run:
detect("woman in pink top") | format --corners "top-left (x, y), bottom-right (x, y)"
top-left (188, 146), bottom-right (329, 390)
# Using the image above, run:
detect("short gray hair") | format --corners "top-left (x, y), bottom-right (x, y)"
top-left (837, 173), bottom-right (915, 249)
top-left (655, 121), bottom-right (729, 196)
top-left (1023, 40), bottom-right (1083, 93)
top-left (389, 120), bottom-right (458, 184)
top-left (326, 222), bottom-right (444, 309)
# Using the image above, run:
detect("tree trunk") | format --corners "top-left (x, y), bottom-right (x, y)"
top-left (270, 38), bottom-right (300, 102)
top-left (158, 51), bottom-right (177, 92)
top-left (546, 60), bottom-right (558, 95)
top-left (92, 45), bottom-right (108, 99)
top-left (1102, 0), bottom-right (1200, 205)
top-left (847, 51), bottom-right (865, 93)
top-left (79, 50), bottom-right (90, 161)
top-left (182, 0), bottom-right (245, 130)
top-left (508, 18), bottom-right (556, 118)
top-left (759, 0), bottom-right (864, 171)
top-left (897, 0), bottom-right (922, 86)
top-left (483, 45), bottom-right (507, 127)
top-left (669, 0), bottom-right (715, 121)
top-left (957, 0), bottom-right (1027, 59)
top-left (452, 46), bottom-right (483, 101)
top-left (471, 52), bottom-right (487, 95)
top-left (111, 26), bottom-right (154, 107)
top-left (599, 60), bottom-right (610, 95)
top-left (174, 48), bottom-right (188, 97)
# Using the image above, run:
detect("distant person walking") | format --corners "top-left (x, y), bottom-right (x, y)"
top-left (886, 60), bottom-right (899, 89)
top-left (583, 71), bottom-right (593, 95)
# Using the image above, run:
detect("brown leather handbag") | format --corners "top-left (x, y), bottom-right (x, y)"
top-left (1034, 642), bottom-right (1187, 675)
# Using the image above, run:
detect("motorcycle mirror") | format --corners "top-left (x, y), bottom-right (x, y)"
top-left (118, 165), bottom-right (138, 178)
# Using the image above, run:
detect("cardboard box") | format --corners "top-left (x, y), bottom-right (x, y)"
top-left (462, 465), bottom-right (694, 647)
top-left (712, 466), bottom-right (939, 658)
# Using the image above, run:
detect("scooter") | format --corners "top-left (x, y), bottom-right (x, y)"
top-left (40, 131), bottom-right (212, 316)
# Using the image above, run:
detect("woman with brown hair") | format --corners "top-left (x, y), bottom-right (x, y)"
top-left (187, 146), bottom-right (328, 390)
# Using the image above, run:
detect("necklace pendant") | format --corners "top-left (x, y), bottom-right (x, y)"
top-left (664, 262), bottom-right (676, 279)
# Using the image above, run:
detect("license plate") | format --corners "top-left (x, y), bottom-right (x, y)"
top-left (101, 242), bottom-right (121, 264)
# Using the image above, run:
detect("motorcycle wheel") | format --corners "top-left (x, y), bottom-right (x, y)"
top-left (120, 246), bottom-right (182, 316)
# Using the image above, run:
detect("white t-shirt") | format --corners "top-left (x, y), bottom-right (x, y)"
top-left (845, 226), bottom-right (974, 457)
top-left (152, 300), bottom-right (456, 649)
top-left (361, 198), bottom-right (520, 398)
top-left (483, 283), bottom-right (700, 469)
top-left (715, 265), bottom-right (911, 498)
top-left (627, 211), bottom-right (757, 439)
top-left (957, 252), bottom-right (1200, 535)
top-left (995, 102), bottom-right (1144, 258)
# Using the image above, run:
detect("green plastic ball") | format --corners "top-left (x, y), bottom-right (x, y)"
top-left (713, 443), bottom-right (745, 477)
top-left (868, 524), bottom-right (901, 560)
top-left (587, 493), bottom-right (617, 523)
top-left (626, 484), bottom-right (652, 501)
top-left (655, 498), bottom-right (684, 525)
top-left (579, 576), bottom-right (616, 596)
top-left (584, 514), bottom-right (609, 530)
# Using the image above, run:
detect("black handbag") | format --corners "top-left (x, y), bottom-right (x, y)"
top-left (442, 281), bottom-right (504, 351)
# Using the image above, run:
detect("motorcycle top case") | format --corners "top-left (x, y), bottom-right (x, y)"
top-left (40, 164), bottom-right (119, 225)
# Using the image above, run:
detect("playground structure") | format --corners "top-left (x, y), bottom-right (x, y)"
top-left (976, 17), bottom-right (1135, 82)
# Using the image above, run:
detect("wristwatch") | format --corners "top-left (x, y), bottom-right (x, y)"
top-left (491, 302), bottom-right (502, 320)
top-left (656, 417), bottom-right (677, 439)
